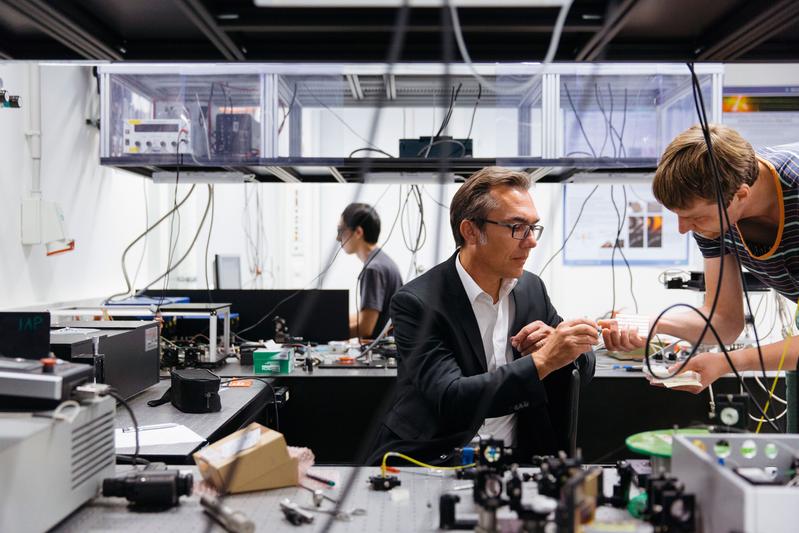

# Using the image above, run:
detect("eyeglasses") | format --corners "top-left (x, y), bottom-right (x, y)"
top-left (481, 219), bottom-right (544, 240)
top-left (336, 225), bottom-right (348, 237)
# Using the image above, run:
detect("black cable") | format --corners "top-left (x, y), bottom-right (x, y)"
top-left (687, 66), bottom-right (772, 418)
top-left (434, 82), bottom-right (462, 139)
top-left (237, 184), bottom-right (392, 342)
top-left (646, 67), bottom-right (729, 382)
top-left (105, 184), bottom-right (197, 303)
top-left (222, 377), bottom-right (281, 432)
top-left (643, 64), bottom-right (772, 422)
top-left (422, 185), bottom-right (450, 209)
top-left (107, 390), bottom-right (140, 471)
top-left (314, 4), bottom-right (413, 531)
top-left (400, 185), bottom-right (427, 279)
top-left (594, 83), bottom-right (611, 158)
top-left (418, 139), bottom-right (466, 158)
top-left (607, 83), bottom-right (616, 159)
top-left (609, 185), bottom-right (622, 315)
top-left (612, 85), bottom-right (628, 157)
top-left (608, 185), bottom-right (638, 314)
top-left (466, 83), bottom-right (482, 140)
top-left (356, 186), bottom-right (414, 343)
top-left (643, 302), bottom-right (779, 432)
top-left (204, 185), bottom-right (215, 303)
top-left (300, 80), bottom-right (388, 153)
top-left (618, 186), bottom-right (639, 313)
top-left (563, 83), bottom-right (597, 158)
top-left (538, 185), bottom-right (599, 277)
top-left (138, 184), bottom-right (213, 296)
top-left (235, 245), bottom-right (347, 340)
top-left (157, 129), bottom-right (187, 313)
top-left (348, 147), bottom-right (395, 158)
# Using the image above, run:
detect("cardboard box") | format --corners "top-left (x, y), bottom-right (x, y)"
top-left (253, 346), bottom-right (294, 375)
top-left (194, 423), bottom-right (299, 493)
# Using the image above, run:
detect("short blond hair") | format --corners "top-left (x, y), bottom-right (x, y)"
top-left (450, 167), bottom-right (531, 247)
top-left (653, 124), bottom-right (758, 210)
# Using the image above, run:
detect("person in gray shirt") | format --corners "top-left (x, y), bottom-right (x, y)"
top-left (336, 203), bottom-right (403, 339)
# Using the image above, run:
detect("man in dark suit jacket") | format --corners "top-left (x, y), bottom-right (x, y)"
top-left (369, 167), bottom-right (597, 465)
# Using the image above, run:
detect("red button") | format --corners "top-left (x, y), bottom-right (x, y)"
top-left (40, 357), bottom-right (57, 373)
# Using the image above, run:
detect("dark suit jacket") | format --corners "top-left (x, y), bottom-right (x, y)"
top-left (368, 252), bottom-right (594, 465)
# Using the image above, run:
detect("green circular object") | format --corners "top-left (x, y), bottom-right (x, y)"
top-left (714, 439), bottom-right (731, 458)
top-left (740, 439), bottom-right (757, 459)
top-left (625, 428), bottom-right (709, 458)
top-left (765, 442), bottom-right (779, 460)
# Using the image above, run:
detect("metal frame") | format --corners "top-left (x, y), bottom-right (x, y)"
top-left (575, 0), bottom-right (639, 62)
top-left (3, 0), bottom-right (121, 60)
top-left (49, 305), bottom-right (232, 363)
top-left (97, 62), bottom-right (724, 182)
top-left (174, 0), bottom-right (245, 61)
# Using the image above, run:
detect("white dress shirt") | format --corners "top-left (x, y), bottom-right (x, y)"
top-left (455, 253), bottom-right (518, 446)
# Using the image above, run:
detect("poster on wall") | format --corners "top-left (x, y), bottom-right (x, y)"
top-left (722, 86), bottom-right (799, 148)
top-left (562, 184), bottom-right (689, 266)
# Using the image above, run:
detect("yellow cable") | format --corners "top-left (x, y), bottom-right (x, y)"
top-left (755, 302), bottom-right (799, 433)
top-left (380, 451), bottom-right (475, 477)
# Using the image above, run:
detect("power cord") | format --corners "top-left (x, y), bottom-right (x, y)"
top-left (642, 63), bottom-right (776, 430)
top-left (538, 185), bottom-right (598, 277)
top-left (105, 389), bottom-right (141, 471)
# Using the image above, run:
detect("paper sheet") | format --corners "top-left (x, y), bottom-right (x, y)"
top-left (115, 424), bottom-right (205, 451)
top-left (647, 370), bottom-right (703, 388)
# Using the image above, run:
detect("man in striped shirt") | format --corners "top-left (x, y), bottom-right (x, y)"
top-left (601, 124), bottom-right (799, 392)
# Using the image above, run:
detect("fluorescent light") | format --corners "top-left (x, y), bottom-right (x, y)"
top-left (255, 1), bottom-right (568, 7)
top-left (152, 171), bottom-right (252, 183)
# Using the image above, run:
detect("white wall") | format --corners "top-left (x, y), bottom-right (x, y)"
top-left (0, 63), bottom-right (156, 309)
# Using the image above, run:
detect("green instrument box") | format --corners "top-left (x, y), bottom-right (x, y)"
top-left (253, 347), bottom-right (294, 375)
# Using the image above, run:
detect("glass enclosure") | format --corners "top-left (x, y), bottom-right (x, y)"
top-left (98, 63), bottom-right (722, 181)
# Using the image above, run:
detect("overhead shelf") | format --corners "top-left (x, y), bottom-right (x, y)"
top-left (98, 62), bottom-right (722, 183)
top-left (100, 155), bottom-right (658, 183)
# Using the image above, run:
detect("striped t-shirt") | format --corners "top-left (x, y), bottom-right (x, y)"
top-left (693, 142), bottom-right (799, 301)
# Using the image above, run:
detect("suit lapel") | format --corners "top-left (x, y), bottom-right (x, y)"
top-left (510, 278), bottom-right (530, 361)
top-left (443, 253), bottom-right (488, 373)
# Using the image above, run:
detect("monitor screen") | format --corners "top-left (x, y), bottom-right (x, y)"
top-left (0, 311), bottom-right (51, 359)
top-left (215, 255), bottom-right (242, 290)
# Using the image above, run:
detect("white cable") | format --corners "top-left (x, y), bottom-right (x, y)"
top-left (749, 409), bottom-right (787, 423)
top-left (708, 383), bottom-right (716, 419)
top-left (51, 400), bottom-right (81, 424)
top-left (753, 374), bottom-right (788, 405)
top-left (449, 0), bottom-right (573, 95)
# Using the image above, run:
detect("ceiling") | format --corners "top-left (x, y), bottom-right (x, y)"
top-left (0, 0), bottom-right (797, 63)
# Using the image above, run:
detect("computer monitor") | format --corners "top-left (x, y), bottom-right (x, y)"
top-left (0, 311), bottom-right (51, 359)
top-left (214, 254), bottom-right (242, 289)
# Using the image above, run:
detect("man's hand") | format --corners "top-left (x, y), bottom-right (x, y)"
top-left (597, 319), bottom-right (647, 352)
top-left (531, 318), bottom-right (599, 379)
top-left (649, 351), bottom-right (729, 394)
top-left (510, 320), bottom-right (554, 355)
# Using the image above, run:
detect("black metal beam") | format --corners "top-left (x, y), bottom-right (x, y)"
top-left (220, 23), bottom-right (601, 34)
top-left (174, 0), bottom-right (245, 61)
top-left (0, 48), bottom-right (11, 60)
top-left (575, 0), bottom-right (639, 61)
top-left (698, 0), bottom-right (799, 61)
top-left (0, 0), bottom-right (121, 60)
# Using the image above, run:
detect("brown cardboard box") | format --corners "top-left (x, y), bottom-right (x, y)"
top-left (194, 423), bottom-right (299, 493)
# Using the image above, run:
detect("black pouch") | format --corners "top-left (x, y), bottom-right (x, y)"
top-left (147, 368), bottom-right (221, 413)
